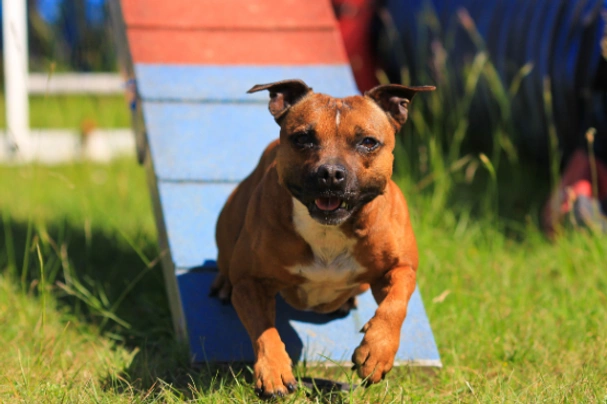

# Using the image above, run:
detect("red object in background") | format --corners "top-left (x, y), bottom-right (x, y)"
top-left (122, 0), bottom-right (335, 29)
top-left (559, 150), bottom-right (607, 201)
top-left (127, 30), bottom-right (348, 65)
top-left (542, 149), bottom-right (607, 235)
top-left (122, 0), bottom-right (348, 66)
top-left (333, 0), bottom-right (379, 92)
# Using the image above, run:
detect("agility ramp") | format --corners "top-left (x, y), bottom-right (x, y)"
top-left (111, 0), bottom-right (440, 367)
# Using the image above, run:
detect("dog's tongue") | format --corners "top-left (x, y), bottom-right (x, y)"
top-left (315, 197), bottom-right (341, 211)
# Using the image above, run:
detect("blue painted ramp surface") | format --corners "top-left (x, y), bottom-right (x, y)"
top-left (158, 183), bottom-right (235, 269)
top-left (143, 102), bottom-right (278, 182)
top-left (135, 64), bottom-right (361, 101)
top-left (178, 271), bottom-right (441, 366)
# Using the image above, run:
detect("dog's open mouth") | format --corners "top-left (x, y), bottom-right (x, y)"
top-left (314, 197), bottom-right (348, 212)
top-left (307, 195), bottom-right (354, 225)
top-left (285, 182), bottom-right (361, 225)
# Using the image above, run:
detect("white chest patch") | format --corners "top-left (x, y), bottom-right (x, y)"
top-left (287, 198), bottom-right (366, 308)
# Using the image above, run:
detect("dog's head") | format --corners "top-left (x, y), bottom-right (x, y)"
top-left (248, 79), bottom-right (435, 225)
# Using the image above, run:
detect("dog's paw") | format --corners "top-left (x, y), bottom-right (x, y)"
top-left (351, 321), bottom-right (399, 385)
top-left (254, 351), bottom-right (298, 399)
top-left (209, 273), bottom-right (232, 304)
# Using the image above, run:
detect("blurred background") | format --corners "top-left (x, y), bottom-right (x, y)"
top-left (0, 0), bottom-right (131, 164)
top-left (1, 0), bottom-right (115, 72)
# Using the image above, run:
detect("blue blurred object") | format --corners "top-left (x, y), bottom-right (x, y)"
top-left (37, 0), bottom-right (107, 25)
top-left (85, 0), bottom-right (106, 25)
top-left (381, 0), bottom-right (607, 163)
top-left (36, 0), bottom-right (106, 25)
top-left (0, 0), bottom-right (107, 25)
top-left (573, 195), bottom-right (607, 233)
top-left (37, 0), bottom-right (61, 22)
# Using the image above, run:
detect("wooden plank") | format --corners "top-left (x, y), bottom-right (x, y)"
top-left (143, 102), bottom-right (278, 182)
top-left (127, 29), bottom-right (348, 65)
top-left (158, 182), bottom-right (236, 269)
top-left (109, 0), bottom-right (133, 77)
top-left (144, 148), bottom-right (189, 341)
top-left (178, 271), bottom-right (442, 365)
top-left (134, 64), bottom-right (359, 102)
top-left (120, 0), bottom-right (336, 30)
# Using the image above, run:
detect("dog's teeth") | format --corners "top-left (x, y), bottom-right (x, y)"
top-left (340, 201), bottom-right (347, 209)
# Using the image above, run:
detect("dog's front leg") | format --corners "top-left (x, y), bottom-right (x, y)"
top-left (352, 266), bottom-right (416, 384)
top-left (231, 279), bottom-right (297, 398)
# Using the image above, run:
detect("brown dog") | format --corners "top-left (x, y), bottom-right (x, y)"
top-left (211, 79), bottom-right (434, 398)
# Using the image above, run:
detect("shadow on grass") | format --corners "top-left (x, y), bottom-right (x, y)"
top-left (0, 217), bottom-right (234, 398)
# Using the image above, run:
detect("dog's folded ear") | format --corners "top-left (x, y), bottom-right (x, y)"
top-left (248, 79), bottom-right (312, 123)
top-left (365, 84), bottom-right (436, 131)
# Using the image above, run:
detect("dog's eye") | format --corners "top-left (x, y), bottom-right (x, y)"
top-left (291, 133), bottom-right (315, 148)
top-left (360, 137), bottom-right (380, 151)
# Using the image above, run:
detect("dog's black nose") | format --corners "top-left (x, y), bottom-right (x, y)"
top-left (317, 164), bottom-right (347, 188)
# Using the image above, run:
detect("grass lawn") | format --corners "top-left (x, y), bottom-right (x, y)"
top-left (0, 155), bottom-right (605, 402)
top-left (0, 94), bottom-right (131, 129)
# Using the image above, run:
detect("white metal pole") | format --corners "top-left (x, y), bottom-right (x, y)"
top-left (3, 0), bottom-right (30, 160)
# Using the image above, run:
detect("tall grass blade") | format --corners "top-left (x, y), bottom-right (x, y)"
top-left (36, 242), bottom-right (46, 328)
top-left (2, 212), bottom-right (16, 275)
top-left (21, 219), bottom-right (34, 291)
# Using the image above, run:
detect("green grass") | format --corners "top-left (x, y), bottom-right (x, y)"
top-left (0, 157), bottom-right (605, 403)
top-left (0, 94), bottom-right (131, 129)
